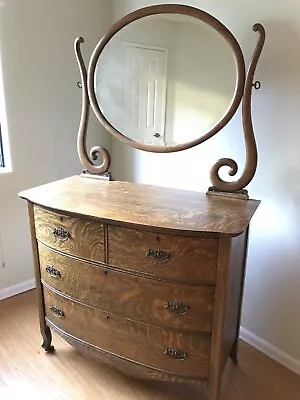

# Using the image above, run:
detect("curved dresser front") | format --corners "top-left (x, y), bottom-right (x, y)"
top-left (19, 175), bottom-right (260, 400)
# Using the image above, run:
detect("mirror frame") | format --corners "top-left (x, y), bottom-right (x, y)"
top-left (75, 4), bottom-right (265, 194)
top-left (87, 4), bottom-right (246, 153)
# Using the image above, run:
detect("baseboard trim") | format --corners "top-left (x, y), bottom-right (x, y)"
top-left (0, 278), bottom-right (35, 301)
top-left (240, 327), bottom-right (300, 376)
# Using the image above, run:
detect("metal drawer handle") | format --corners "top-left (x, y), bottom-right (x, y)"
top-left (50, 305), bottom-right (65, 318)
top-left (45, 265), bottom-right (61, 279)
top-left (53, 227), bottom-right (70, 242)
top-left (164, 348), bottom-right (187, 361)
top-left (146, 249), bottom-right (170, 264)
top-left (165, 301), bottom-right (189, 315)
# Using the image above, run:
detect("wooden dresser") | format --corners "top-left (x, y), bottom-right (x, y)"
top-left (19, 175), bottom-right (259, 400)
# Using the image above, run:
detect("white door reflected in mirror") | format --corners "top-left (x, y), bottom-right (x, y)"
top-left (122, 44), bottom-right (167, 145)
top-left (95, 14), bottom-right (237, 146)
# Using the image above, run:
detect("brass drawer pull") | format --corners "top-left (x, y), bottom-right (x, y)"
top-left (45, 265), bottom-right (61, 279)
top-left (164, 348), bottom-right (187, 361)
top-left (53, 227), bottom-right (70, 242)
top-left (146, 249), bottom-right (170, 263)
top-left (165, 301), bottom-right (189, 315)
top-left (50, 305), bottom-right (65, 318)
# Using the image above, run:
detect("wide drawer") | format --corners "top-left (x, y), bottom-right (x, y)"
top-left (39, 244), bottom-right (215, 332)
top-left (44, 286), bottom-right (211, 378)
top-left (108, 226), bottom-right (218, 284)
top-left (34, 206), bottom-right (104, 262)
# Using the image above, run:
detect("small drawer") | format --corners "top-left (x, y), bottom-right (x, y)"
top-left (39, 244), bottom-right (215, 332)
top-left (44, 286), bottom-right (211, 378)
top-left (34, 206), bottom-right (104, 262)
top-left (108, 226), bottom-right (218, 284)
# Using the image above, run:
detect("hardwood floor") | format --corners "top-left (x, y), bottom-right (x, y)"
top-left (0, 290), bottom-right (299, 400)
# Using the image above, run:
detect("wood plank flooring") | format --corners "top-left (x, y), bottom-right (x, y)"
top-left (0, 290), bottom-right (299, 400)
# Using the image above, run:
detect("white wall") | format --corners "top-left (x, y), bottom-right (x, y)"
top-left (0, 0), bottom-right (112, 291)
top-left (112, 0), bottom-right (300, 366)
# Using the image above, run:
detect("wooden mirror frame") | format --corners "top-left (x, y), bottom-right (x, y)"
top-left (87, 5), bottom-right (246, 153)
top-left (75, 4), bottom-right (265, 193)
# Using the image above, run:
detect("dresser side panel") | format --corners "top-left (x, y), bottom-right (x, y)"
top-left (209, 235), bottom-right (232, 394)
top-left (221, 229), bottom-right (248, 370)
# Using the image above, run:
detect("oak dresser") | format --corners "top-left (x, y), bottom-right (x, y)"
top-left (18, 3), bottom-right (266, 399)
top-left (19, 175), bottom-right (259, 400)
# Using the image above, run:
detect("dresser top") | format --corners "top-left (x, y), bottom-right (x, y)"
top-left (19, 175), bottom-right (260, 236)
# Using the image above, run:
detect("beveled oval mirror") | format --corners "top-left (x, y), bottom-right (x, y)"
top-left (87, 5), bottom-right (246, 153)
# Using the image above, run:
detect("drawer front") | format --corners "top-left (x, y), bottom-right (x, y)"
top-left (34, 206), bottom-right (104, 262)
top-left (44, 287), bottom-right (211, 378)
top-left (108, 226), bottom-right (218, 284)
top-left (39, 244), bottom-right (215, 332)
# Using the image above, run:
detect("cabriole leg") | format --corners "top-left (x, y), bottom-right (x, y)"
top-left (41, 325), bottom-right (55, 353)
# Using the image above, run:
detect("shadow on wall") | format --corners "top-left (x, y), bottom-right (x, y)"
top-left (264, 20), bottom-right (300, 203)
top-left (242, 17), bottom-right (300, 359)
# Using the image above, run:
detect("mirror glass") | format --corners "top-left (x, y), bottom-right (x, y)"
top-left (95, 14), bottom-right (237, 146)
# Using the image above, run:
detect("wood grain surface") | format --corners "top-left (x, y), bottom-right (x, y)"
top-left (19, 176), bottom-right (260, 236)
top-left (19, 176), bottom-right (260, 400)
top-left (27, 202), bottom-right (54, 352)
top-left (34, 205), bottom-right (105, 262)
top-left (2, 290), bottom-right (300, 400)
top-left (222, 230), bottom-right (248, 369)
top-left (108, 226), bottom-right (218, 284)
top-left (39, 244), bottom-right (215, 332)
top-left (44, 286), bottom-right (211, 378)
top-left (51, 322), bottom-right (208, 384)
top-left (209, 235), bottom-right (232, 400)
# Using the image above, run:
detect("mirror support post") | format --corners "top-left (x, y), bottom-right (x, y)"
top-left (74, 37), bottom-right (111, 178)
top-left (209, 24), bottom-right (266, 194)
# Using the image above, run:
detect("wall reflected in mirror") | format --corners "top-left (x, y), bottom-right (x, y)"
top-left (95, 14), bottom-right (237, 146)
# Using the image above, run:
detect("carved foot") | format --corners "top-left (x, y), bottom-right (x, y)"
top-left (42, 342), bottom-right (55, 353)
top-left (41, 326), bottom-right (55, 353)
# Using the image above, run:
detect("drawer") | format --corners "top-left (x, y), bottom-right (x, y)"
top-left (44, 286), bottom-right (211, 378)
top-left (34, 206), bottom-right (104, 262)
top-left (108, 226), bottom-right (218, 284)
top-left (39, 244), bottom-right (215, 332)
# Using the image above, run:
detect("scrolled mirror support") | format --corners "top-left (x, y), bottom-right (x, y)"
top-left (74, 6), bottom-right (265, 193)
top-left (74, 37), bottom-right (110, 176)
top-left (209, 23), bottom-right (266, 193)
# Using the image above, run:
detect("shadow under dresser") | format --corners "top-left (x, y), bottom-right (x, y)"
top-left (19, 175), bottom-right (259, 400)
